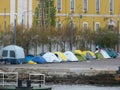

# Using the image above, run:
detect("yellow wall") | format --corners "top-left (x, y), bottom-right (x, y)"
top-left (0, 0), bottom-right (10, 31)
top-left (0, 0), bottom-right (10, 13)
top-left (56, 0), bottom-right (120, 31)
top-left (0, 0), bottom-right (120, 31)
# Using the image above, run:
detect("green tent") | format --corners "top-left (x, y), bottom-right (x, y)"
top-left (75, 53), bottom-right (86, 61)
top-left (95, 52), bottom-right (104, 59)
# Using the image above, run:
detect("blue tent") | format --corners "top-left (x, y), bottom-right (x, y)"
top-left (25, 54), bottom-right (34, 62)
top-left (32, 56), bottom-right (46, 64)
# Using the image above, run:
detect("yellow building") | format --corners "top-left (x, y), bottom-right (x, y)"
top-left (0, 0), bottom-right (120, 31)
top-left (55, 0), bottom-right (120, 31)
top-left (0, 0), bottom-right (38, 31)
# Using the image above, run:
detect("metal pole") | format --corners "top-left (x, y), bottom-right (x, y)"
top-left (14, 15), bottom-right (16, 45)
top-left (4, 8), bottom-right (6, 32)
top-left (70, 20), bottom-right (73, 51)
top-left (22, 14), bottom-right (24, 26)
top-left (92, 17), bottom-right (94, 31)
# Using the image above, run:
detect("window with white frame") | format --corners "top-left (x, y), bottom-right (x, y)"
top-left (96, 0), bottom-right (100, 13)
top-left (57, 0), bottom-right (62, 12)
top-left (95, 22), bottom-right (100, 31)
top-left (83, 0), bottom-right (88, 13)
top-left (70, 0), bottom-right (75, 12)
top-left (83, 22), bottom-right (88, 30)
top-left (109, 0), bottom-right (114, 13)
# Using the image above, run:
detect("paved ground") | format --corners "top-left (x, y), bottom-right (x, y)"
top-left (1, 58), bottom-right (120, 85)
top-left (0, 58), bottom-right (120, 71)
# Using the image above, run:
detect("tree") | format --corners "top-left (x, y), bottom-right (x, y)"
top-left (93, 28), bottom-right (119, 48)
top-left (33, 0), bottom-right (56, 27)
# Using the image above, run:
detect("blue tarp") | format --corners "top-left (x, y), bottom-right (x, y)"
top-left (25, 55), bottom-right (34, 62)
top-left (32, 56), bottom-right (46, 64)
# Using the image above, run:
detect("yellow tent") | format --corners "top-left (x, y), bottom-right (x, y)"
top-left (74, 50), bottom-right (86, 61)
top-left (82, 51), bottom-right (96, 58)
top-left (74, 50), bottom-right (82, 55)
top-left (54, 52), bottom-right (67, 61)
top-left (28, 60), bottom-right (37, 64)
top-left (86, 51), bottom-right (96, 58)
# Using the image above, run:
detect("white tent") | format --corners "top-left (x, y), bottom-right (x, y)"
top-left (64, 51), bottom-right (78, 61)
top-left (42, 52), bottom-right (61, 62)
top-left (0, 45), bottom-right (25, 64)
top-left (95, 49), bottom-right (111, 59)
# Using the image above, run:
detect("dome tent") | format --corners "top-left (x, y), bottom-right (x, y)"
top-left (42, 52), bottom-right (61, 62)
top-left (74, 50), bottom-right (86, 61)
top-left (104, 48), bottom-right (117, 58)
top-left (64, 51), bottom-right (78, 61)
top-left (25, 54), bottom-right (34, 62)
top-left (82, 51), bottom-right (96, 60)
top-left (0, 45), bottom-right (25, 64)
top-left (54, 52), bottom-right (67, 61)
top-left (32, 56), bottom-right (46, 64)
top-left (95, 49), bottom-right (111, 59)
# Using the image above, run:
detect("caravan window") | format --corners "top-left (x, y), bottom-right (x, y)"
top-left (10, 51), bottom-right (15, 58)
top-left (2, 50), bottom-right (8, 57)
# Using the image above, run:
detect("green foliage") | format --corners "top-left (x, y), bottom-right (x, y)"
top-left (93, 29), bottom-right (119, 48)
top-left (33, 0), bottom-right (56, 27)
top-left (45, 0), bottom-right (56, 26)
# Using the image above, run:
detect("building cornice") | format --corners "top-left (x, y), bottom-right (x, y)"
top-left (56, 13), bottom-right (120, 18)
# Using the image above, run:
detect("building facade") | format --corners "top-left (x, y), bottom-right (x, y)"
top-left (0, 0), bottom-right (120, 31)
top-left (0, 0), bottom-right (38, 31)
top-left (55, 0), bottom-right (120, 31)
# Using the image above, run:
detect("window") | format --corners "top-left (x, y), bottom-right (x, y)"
top-left (83, 22), bottom-right (88, 30)
top-left (70, 0), bottom-right (75, 12)
top-left (108, 19), bottom-right (115, 30)
top-left (109, 0), bottom-right (114, 13)
top-left (83, 0), bottom-right (88, 13)
top-left (57, 0), bottom-right (62, 12)
top-left (2, 50), bottom-right (8, 57)
top-left (95, 22), bottom-right (100, 31)
top-left (10, 51), bottom-right (15, 58)
top-left (96, 0), bottom-right (100, 13)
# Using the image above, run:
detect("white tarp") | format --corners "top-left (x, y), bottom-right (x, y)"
top-left (42, 52), bottom-right (61, 62)
top-left (64, 51), bottom-right (78, 61)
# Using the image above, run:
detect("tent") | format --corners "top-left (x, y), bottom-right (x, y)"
top-left (0, 45), bottom-right (25, 64)
top-left (95, 49), bottom-right (111, 59)
top-left (64, 51), bottom-right (78, 61)
top-left (95, 52), bottom-right (104, 59)
top-left (32, 56), bottom-right (47, 64)
top-left (82, 51), bottom-right (96, 60)
top-left (42, 52), bottom-right (61, 62)
top-left (104, 48), bottom-right (117, 58)
top-left (39, 52), bottom-right (46, 56)
top-left (25, 54), bottom-right (34, 62)
top-left (74, 50), bottom-right (83, 55)
top-left (28, 60), bottom-right (36, 64)
top-left (86, 51), bottom-right (96, 59)
top-left (54, 52), bottom-right (67, 61)
top-left (74, 50), bottom-right (86, 61)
